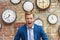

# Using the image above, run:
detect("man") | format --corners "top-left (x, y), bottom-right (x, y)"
top-left (14, 12), bottom-right (48, 40)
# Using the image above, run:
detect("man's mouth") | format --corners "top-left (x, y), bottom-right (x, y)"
top-left (28, 23), bottom-right (31, 24)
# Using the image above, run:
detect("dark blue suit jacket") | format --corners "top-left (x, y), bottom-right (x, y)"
top-left (14, 24), bottom-right (48, 40)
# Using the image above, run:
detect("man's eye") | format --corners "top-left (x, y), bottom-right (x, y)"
top-left (26, 18), bottom-right (32, 19)
top-left (30, 18), bottom-right (32, 19)
top-left (26, 18), bottom-right (29, 19)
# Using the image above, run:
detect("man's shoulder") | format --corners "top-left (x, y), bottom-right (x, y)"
top-left (18, 24), bottom-right (26, 30)
top-left (34, 24), bottom-right (42, 27)
top-left (34, 24), bottom-right (43, 29)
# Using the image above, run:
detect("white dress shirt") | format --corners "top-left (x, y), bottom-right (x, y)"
top-left (27, 25), bottom-right (34, 40)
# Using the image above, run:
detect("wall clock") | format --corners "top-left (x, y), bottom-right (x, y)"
top-left (23, 1), bottom-right (34, 12)
top-left (10, 0), bottom-right (21, 5)
top-left (2, 9), bottom-right (17, 24)
top-left (47, 14), bottom-right (58, 24)
top-left (36, 0), bottom-right (51, 10)
top-left (34, 18), bottom-right (43, 26)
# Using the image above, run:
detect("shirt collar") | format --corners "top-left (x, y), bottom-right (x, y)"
top-left (27, 24), bottom-right (34, 29)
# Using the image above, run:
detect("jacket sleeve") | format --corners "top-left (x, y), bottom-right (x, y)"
top-left (14, 28), bottom-right (21, 40)
top-left (40, 26), bottom-right (48, 40)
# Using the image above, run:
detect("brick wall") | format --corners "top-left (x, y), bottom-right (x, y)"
top-left (0, 0), bottom-right (60, 40)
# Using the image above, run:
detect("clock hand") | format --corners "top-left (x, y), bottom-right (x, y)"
top-left (52, 16), bottom-right (54, 20)
top-left (5, 14), bottom-right (10, 19)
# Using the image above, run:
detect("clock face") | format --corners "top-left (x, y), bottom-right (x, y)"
top-left (36, 0), bottom-right (50, 9)
top-left (34, 18), bottom-right (43, 26)
top-left (2, 9), bottom-right (17, 24)
top-left (47, 14), bottom-right (58, 24)
top-left (23, 1), bottom-right (34, 12)
top-left (10, 0), bottom-right (21, 4)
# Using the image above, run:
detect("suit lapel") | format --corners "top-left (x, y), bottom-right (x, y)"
top-left (23, 24), bottom-right (37, 40)
top-left (34, 24), bottom-right (38, 40)
top-left (23, 24), bottom-right (28, 40)
top-left (34, 24), bottom-right (36, 40)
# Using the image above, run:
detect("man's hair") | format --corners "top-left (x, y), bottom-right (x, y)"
top-left (25, 12), bottom-right (34, 18)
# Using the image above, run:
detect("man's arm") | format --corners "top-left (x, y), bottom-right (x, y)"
top-left (14, 28), bottom-right (21, 40)
top-left (40, 26), bottom-right (48, 40)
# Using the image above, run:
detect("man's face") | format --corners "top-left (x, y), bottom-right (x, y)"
top-left (25, 14), bottom-right (34, 26)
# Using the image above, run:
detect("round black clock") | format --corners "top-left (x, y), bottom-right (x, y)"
top-left (47, 14), bottom-right (58, 24)
top-left (23, 1), bottom-right (34, 12)
top-left (10, 0), bottom-right (21, 5)
top-left (2, 9), bottom-right (17, 24)
top-left (36, 0), bottom-right (51, 10)
top-left (34, 18), bottom-right (43, 26)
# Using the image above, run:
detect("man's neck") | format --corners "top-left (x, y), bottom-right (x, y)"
top-left (27, 24), bottom-right (34, 28)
